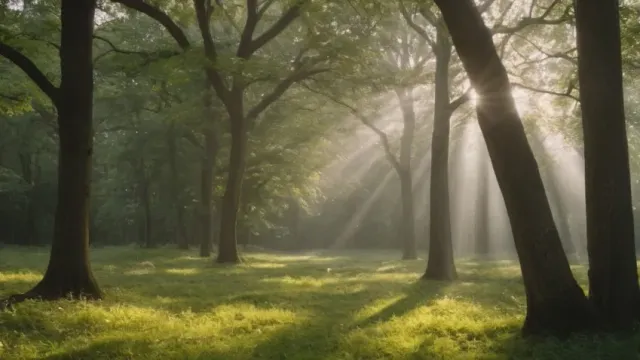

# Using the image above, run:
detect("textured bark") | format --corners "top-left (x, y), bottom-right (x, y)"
top-left (6, 0), bottom-right (102, 302)
top-left (424, 30), bottom-right (456, 280)
top-left (434, 0), bottom-right (597, 336)
top-left (575, 0), bottom-right (640, 331)
top-left (216, 101), bottom-right (246, 264)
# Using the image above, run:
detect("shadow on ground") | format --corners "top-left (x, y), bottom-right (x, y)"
top-left (1, 247), bottom-right (639, 359)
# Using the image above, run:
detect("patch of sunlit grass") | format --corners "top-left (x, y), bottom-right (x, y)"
top-left (0, 246), bottom-right (639, 359)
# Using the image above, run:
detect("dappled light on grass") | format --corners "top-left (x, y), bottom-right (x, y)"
top-left (1, 247), bottom-right (640, 359)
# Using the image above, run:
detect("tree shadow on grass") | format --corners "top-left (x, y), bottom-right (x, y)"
top-left (246, 279), bottom-right (453, 360)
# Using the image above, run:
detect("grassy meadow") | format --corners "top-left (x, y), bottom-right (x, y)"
top-left (0, 246), bottom-right (639, 359)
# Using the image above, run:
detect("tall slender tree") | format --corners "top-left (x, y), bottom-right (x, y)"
top-left (0, 0), bottom-right (101, 305)
top-left (575, 0), bottom-right (640, 331)
top-left (432, 0), bottom-right (598, 336)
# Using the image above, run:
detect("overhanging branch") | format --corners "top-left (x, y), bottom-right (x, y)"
top-left (245, 66), bottom-right (329, 122)
top-left (301, 83), bottom-right (402, 172)
top-left (0, 42), bottom-right (60, 105)
top-left (240, 0), bottom-right (307, 58)
top-left (111, 0), bottom-right (191, 50)
top-left (511, 81), bottom-right (578, 102)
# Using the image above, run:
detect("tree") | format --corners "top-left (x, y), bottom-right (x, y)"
top-left (0, 0), bottom-right (102, 305)
top-left (113, 0), bottom-right (330, 263)
top-left (432, 0), bottom-right (597, 336)
top-left (575, 0), bottom-right (640, 331)
top-left (400, 2), bottom-right (472, 279)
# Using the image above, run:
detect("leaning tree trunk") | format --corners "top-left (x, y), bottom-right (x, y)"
top-left (13, 0), bottom-right (101, 301)
top-left (434, 0), bottom-right (598, 336)
top-left (396, 88), bottom-right (418, 260)
top-left (216, 106), bottom-right (246, 264)
top-left (575, 0), bottom-right (640, 331)
top-left (424, 31), bottom-right (457, 280)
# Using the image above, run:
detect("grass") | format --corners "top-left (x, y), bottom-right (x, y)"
top-left (0, 247), bottom-right (639, 359)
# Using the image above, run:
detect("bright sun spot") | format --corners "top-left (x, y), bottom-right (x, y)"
top-left (468, 87), bottom-right (534, 115)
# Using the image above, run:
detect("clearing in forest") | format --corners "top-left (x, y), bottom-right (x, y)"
top-left (0, 247), bottom-right (638, 360)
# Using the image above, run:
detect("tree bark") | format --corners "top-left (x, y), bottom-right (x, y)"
top-left (433, 0), bottom-right (598, 336)
top-left (575, 0), bottom-right (640, 331)
top-left (12, 0), bottom-right (101, 301)
top-left (216, 102), bottom-right (246, 264)
top-left (395, 89), bottom-right (418, 260)
top-left (199, 125), bottom-right (218, 257)
top-left (424, 30), bottom-right (457, 280)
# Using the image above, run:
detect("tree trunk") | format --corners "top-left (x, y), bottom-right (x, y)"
top-left (475, 151), bottom-right (490, 256)
top-left (199, 125), bottom-right (218, 257)
top-left (141, 180), bottom-right (152, 248)
top-left (424, 31), bottom-right (457, 280)
top-left (395, 89), bottom-right (418, 260)
top-left (17, 0), bottom-right (101, 301)
top-left (433, 0), bottom-right (597, 336)
top-left (19, 152), bottom-right (37, 246)
top-left (398, 170), bottom-right (417, 260)
top-left (216, 105), bottom-right (246, 264)
top-left (167, 121), bottom-right (188, 249)
top-left (575, 0), bottom-right (640, 331)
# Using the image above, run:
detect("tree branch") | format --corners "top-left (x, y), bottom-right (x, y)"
top-left (511, 81), bottom-right (578, 102)
top-left (193, 0), bottom-right (231, 104)
top-left (448, 87), bottom-right (472, 113)
top-left (237, 0), bottom-right (259, 58)
top-left (0, 42), bottom-right (60, 105)
top-left (399, 0), bottom-right (436, 51)
top-left (301, 83), bottom-right (402, 172)
top-left (245, 66), bottom-right (329, 123)
top-left (93, 34), bottom-right (181, 64)
top-left (240, 0), bottom-right (307, 58)
top-left (492, 2), bottom-right (571, 34)
top-left (111, 0), bottom-right (191, 50)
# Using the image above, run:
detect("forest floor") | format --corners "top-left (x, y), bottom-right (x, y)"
top-left (0, 247), bottom-right (639, 360)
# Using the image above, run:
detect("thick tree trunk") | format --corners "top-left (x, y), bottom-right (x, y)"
top-left (15, 0), bottom-right (101, 301)
top-left (424, 32), bottom-right (456, 280)
top-left (434, 0), bottom-right (597, 336)
top-left (575, 0), bottom-right (640, 331)
top-left (167, 121), bottom-right (188, 249)
top-left (396, 89), bottom-right (418, 260)
top-left (216, 107), bottom-right (246, 264)
top-left (199, 125), bottom-right (218, 257)
top-left (474, 151), bottom-right (490, 256)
